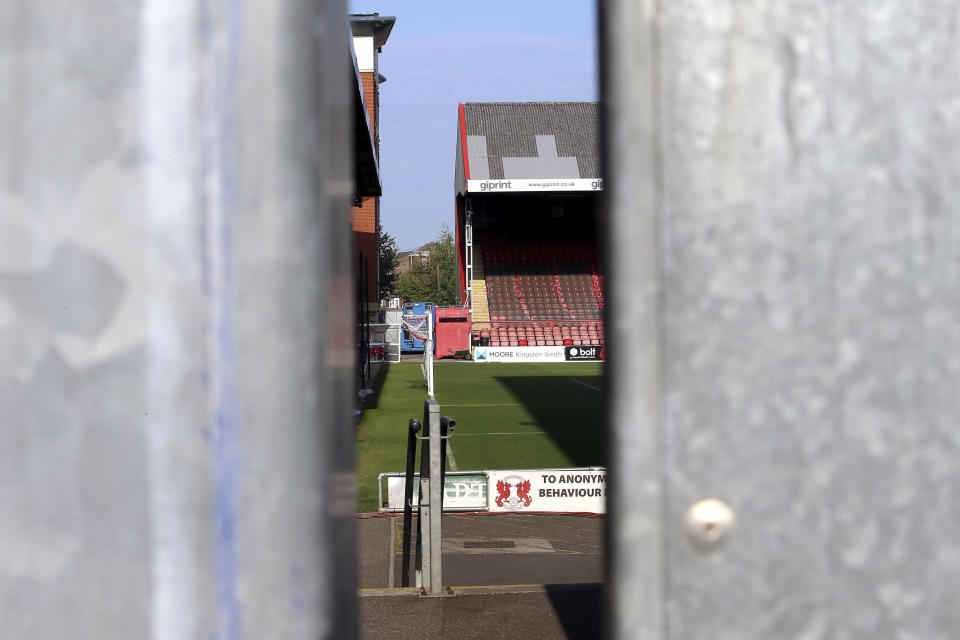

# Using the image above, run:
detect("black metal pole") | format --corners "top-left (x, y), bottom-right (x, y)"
top-left (363, 256), bottom-right (370, 386)
top-left (400, 418), bottom-right (420, 588)
top-left (439, 416), bottom-right (456, 511)
top-left (357, 251), bottom-right (365, 390)
top-left (414, 404), bottom-right (430, 583)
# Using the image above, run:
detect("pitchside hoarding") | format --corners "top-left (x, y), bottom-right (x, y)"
top-left (474, 345), bottom-right (604, 362)
top-left (384, 474), bottom-right (487, 511)
top-left (474, 346), bottom-right (564, 362)
top-left (565, 345), bottom-right (604, 361)
top-left (487, 468), bottom-right (606, 514)
top-left (381, 468), bottom-right (606, 513)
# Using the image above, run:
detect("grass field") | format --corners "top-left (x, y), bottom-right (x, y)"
top-left (355, 360), bottom-right (605, 512)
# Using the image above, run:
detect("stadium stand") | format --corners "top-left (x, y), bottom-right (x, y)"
top-left (481, 234), bottom-right (603, 336)
top-left (454, 102), bottom-right (604, 349)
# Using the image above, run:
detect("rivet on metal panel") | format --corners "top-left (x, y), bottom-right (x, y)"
top-left (683, 499), bottom-right (737, 553)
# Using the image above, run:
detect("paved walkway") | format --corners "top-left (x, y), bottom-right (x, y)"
top-left (357, 512), bottom-right (604, 639)
top-left (359, 585), bottom-right (603, 640)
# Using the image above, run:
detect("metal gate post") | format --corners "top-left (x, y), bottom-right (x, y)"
top-left (426, 400), bottom-right (444, 594)
top-left (600, 1), bottom-right (664, 638)
top-left (602, 1), bottom-right (960, 638)
top-left (0, 1), bottom-right (354, 637)
top-left (416, 399), bottom-right (444, 594)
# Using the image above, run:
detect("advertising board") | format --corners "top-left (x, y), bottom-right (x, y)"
top-left (486, 468), bottom-right (606, 514)
top-left (473, 346), bottom-right (566, 363)
top-left (466, 178), bottom-right (603, 193)
top-left (564, 345), bottom-right (604, 361)
top-left (385, 473), bottom-right (487, 511)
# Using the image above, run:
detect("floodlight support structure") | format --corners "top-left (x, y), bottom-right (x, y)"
top-left (464, 203), bottom-right (474, 309)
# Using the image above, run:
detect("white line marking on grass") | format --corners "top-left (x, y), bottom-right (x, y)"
top-left (442, 403), bottom-right (522, 407)
top-left (569, 377), bottom-right (602, 392)
top-left (455, 430), bottom-right (598, 437)
top-left (446, 442), bottom-right (458, 470)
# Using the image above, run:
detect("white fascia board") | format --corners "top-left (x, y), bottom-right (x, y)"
top-left (353, 35), bottom-right (375, 71)
top-left (466, 178), bottom-right (604, 193)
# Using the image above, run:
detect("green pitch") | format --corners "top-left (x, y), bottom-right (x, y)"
top-left (355, 361), bottom-right (605, 512)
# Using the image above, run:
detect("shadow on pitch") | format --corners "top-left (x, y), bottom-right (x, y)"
top-left (358, 361), bottom-right (393, 411)
top-left (493, 374), bottom-right (605, 467)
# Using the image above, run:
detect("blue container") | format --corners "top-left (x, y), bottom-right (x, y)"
top-left (401, 302), bottom-right (435, 352)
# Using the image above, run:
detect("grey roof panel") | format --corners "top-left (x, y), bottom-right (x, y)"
top-left (462, 102), bottom-right (600, 181)
top-left (466, 135), bottom-right (491, 180)
top-left (501, 135), bottom-right (581, 179)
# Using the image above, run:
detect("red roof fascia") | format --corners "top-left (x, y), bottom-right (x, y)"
top-left (459, 103), bottom-right (471, 180)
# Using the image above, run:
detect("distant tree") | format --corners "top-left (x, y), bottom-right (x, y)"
top-left (429, 225), bottom-right (458, 305)
top-left (398, 224), bottom-right (459, 306)
top-left (377, 222), bottom-right (399, 300)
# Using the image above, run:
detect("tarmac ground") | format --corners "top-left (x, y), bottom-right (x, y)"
top-left (357, 512), bottom-right (604, 639)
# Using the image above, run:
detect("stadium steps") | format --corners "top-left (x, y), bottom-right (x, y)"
top-left (473, 239), bottom-right (485, 280)
top-left (471, 280), bottom-right (491, 328)
top-left (470, 239), bottom-right (491, 329)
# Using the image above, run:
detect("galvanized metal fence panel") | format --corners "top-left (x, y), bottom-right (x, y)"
top-left (602, 1), bottom-right (960, 638)
top-left (0, 1), bottom-right (354, 637)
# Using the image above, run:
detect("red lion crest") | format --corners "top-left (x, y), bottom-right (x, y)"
top-left (495, 480), bottom-right (512, 507)
top-left (516, 480), bottom-right (532, 507)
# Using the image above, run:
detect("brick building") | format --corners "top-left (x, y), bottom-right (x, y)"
top-left (396, 244), bottom-right (432, 277)
top-left (350, 14), bottom-right (394, 320)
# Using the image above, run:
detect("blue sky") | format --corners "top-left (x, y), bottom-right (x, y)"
top-left (349, 1), bottom-right (599, 251)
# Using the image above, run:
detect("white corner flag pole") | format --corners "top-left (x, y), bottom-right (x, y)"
top-left (426, 312), bottom-right (434, 398)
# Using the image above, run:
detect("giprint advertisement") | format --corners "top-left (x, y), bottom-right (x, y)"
top-left (467, 178), bottom-right (603, 193)
top-left (486, 468), bottom-right (606, 513)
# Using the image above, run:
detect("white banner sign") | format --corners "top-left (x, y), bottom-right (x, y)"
top-left (467, 178), bottom-right (603, 193)
top-left (473, 346), bottom-right (567, 362)
top-left (385, 474), bottom-right (487, 511)
top-left (487, 468), bottom-right (606, 514)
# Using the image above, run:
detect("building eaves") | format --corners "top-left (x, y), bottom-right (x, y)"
top-left (349, 14), bottom-right (396, 49)
top-left (350, 31), bottom-right (380, 198)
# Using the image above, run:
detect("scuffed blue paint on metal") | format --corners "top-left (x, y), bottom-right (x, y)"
top-left (289, 563), bottom-right (308, 640)
top-left (289, 563), bottom-right (306, 613)
top-left (200, 0), bottom-right (245, 638)
top-left (212, 394), bottom-right (241, 640)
